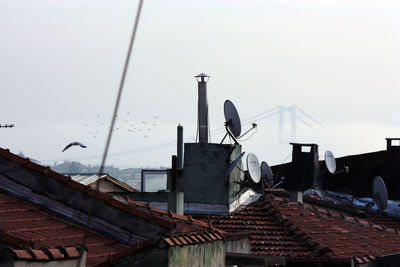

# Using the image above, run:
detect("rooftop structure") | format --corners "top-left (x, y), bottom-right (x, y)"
top-left (0, 147), bottom-right (234, 266)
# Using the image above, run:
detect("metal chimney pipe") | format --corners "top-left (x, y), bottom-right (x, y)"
top-left (177, 124), bottom-right (183, 169)
top-left (195, 73), bottom-right (210, 143)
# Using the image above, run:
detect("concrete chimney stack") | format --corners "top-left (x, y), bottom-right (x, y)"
top-left (195, 73), bottom-right (210, 143)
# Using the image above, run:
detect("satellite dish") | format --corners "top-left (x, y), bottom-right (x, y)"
top-left (224, 100), bottom-right (241, 138)
top-left (226, 152), bottom-right (245, 176)
top-left (247, 153), bottom-right (261, 183)
top-left (324, 150), bottom-right (336, 174)
top-left (261, 161), bottom-right (274, 188)
top-left (373, 176), bottom-right (388, 211)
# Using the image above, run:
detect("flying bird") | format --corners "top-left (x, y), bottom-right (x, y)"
top-left (62, 142), bottom-right (87, 152)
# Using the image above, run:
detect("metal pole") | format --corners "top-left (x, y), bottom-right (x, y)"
top-left (177, 125), bottom-right (183, 168)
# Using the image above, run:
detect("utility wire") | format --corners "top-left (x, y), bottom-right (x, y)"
top-left (78, 0), bottom-right (144, 263)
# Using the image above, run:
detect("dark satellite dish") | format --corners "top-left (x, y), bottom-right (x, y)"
top-left (261, 161), bottom-right (274, 188)
top-left (221, 100), bottom-right (258, 145)
top-left (247, 153), bottom-right (261, 184)
top-left (324, 150), bottom-right (336, 174)
top-left (373, 176), bottom-right (388, 211)
top-left (226, 152), bottom-right (245, 176)
top-left (224, 100), bottom-right (241, 138)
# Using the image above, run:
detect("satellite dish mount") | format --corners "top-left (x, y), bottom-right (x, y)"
top-left (221, 100), bottom-right (257, 145)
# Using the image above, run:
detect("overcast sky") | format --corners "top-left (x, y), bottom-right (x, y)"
top-left (1, 0), bottom-right (399, 168)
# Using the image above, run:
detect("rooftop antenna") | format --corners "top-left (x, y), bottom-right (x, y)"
top-left (221, 100), bottom-right (257, 145)
top-left (372, 176), bottom-right (388, 211)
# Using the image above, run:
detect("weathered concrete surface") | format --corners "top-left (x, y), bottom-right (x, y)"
top-left (225, 238), bottom-right (251, 254)
top-left (113, 248), bottom-right (168, 267)
top-left (182, 143), bottom-right (241, 205)
top-left (168, 240), bottom-right (225, 267)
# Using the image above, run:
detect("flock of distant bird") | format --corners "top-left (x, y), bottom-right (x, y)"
top-left (83, 112), bottom-right (159, 138)
top-left (62, 112), bottom-right (159, 153)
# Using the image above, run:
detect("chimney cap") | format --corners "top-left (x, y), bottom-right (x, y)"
top-left (289, 142), bottom-right (318, 147)
top-left (195, 73), bottom-right (210, 82)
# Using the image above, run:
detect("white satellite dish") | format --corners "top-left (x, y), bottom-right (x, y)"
top-left (226, 152), bottom-right (245, 176)
top-left (247, 153), bottom-right (261, 183)
top-left (373, 176), bottom-right (388, 211)
top-left (261, 161), bottom-right (274, 188)
top-left (324, 150), bottom-right (336, 174)
top-left (224, 100), bottom-right (241, 138)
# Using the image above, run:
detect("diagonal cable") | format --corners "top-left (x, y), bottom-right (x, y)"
top-left (78, 0), bottom-right (144, 263)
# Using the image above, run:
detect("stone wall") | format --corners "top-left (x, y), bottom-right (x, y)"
top-left (168, 240), bottom-right (225, 267)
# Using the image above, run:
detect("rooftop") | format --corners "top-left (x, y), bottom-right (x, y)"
top-left (0, 147), bottom-right (225, 266)
top-left (0, 189), bottom-right (130, 266)
top-left (212, 192), bottom-right (400, 264)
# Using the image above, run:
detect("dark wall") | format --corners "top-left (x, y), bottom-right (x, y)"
top-left (182, 143), bottom-right (241, 205)
top-left (113, 248), bottom-right (168, 267)
top-left (272, 149), bottom-right (400, 200)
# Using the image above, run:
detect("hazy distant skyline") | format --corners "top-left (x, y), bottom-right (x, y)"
top-left (1, 0), bottom-right (399, 168)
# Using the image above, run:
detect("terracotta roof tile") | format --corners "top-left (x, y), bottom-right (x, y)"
top-left (31, 248), bottom-right (50, 260)
top-left (47, 248), bottom-right (65, 259)
top-left (177, 236), bottom-right (188, 245)
top-left (162, 237), bottom-right (175, 247)
top-left (0, 192), bottom-right (131, 266)
top-left (8, 246), bottom-right (81, 261)
top-left (64, 247), bottom-right (80, 258)
top-left (9, 248), bottom-right (33, 260)
top-left (212, 195), bottom-right (400, 262)
top-left (172, 237), bottom-right (182, 246)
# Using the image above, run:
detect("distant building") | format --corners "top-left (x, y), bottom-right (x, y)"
top-left (66, 173), bottom-right (139, 193)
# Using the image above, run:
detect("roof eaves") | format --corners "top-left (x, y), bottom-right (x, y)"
top-left (0, 231), bottom-right (34, 248)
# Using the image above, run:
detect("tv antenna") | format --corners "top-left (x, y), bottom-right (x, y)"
top-left (372, 176), bottom-right (388, 211)
top-left (221, 100), bottom-right (257, 145)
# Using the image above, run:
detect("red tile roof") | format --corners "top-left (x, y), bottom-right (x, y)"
top-left (212, 193), bottom-right (400, 263)
top-left (162, 231), bottom-right (224, 247)
top-left (212, 201), bottom-right (323, 260)
top-left (8, 246), bottom-right (81, 261)
top-left (0, 147), bottom-right (223, 234)
top-left (0, 191), bottom-right (131, 266)
top-left (0, 148), bottom-right (225, 265)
